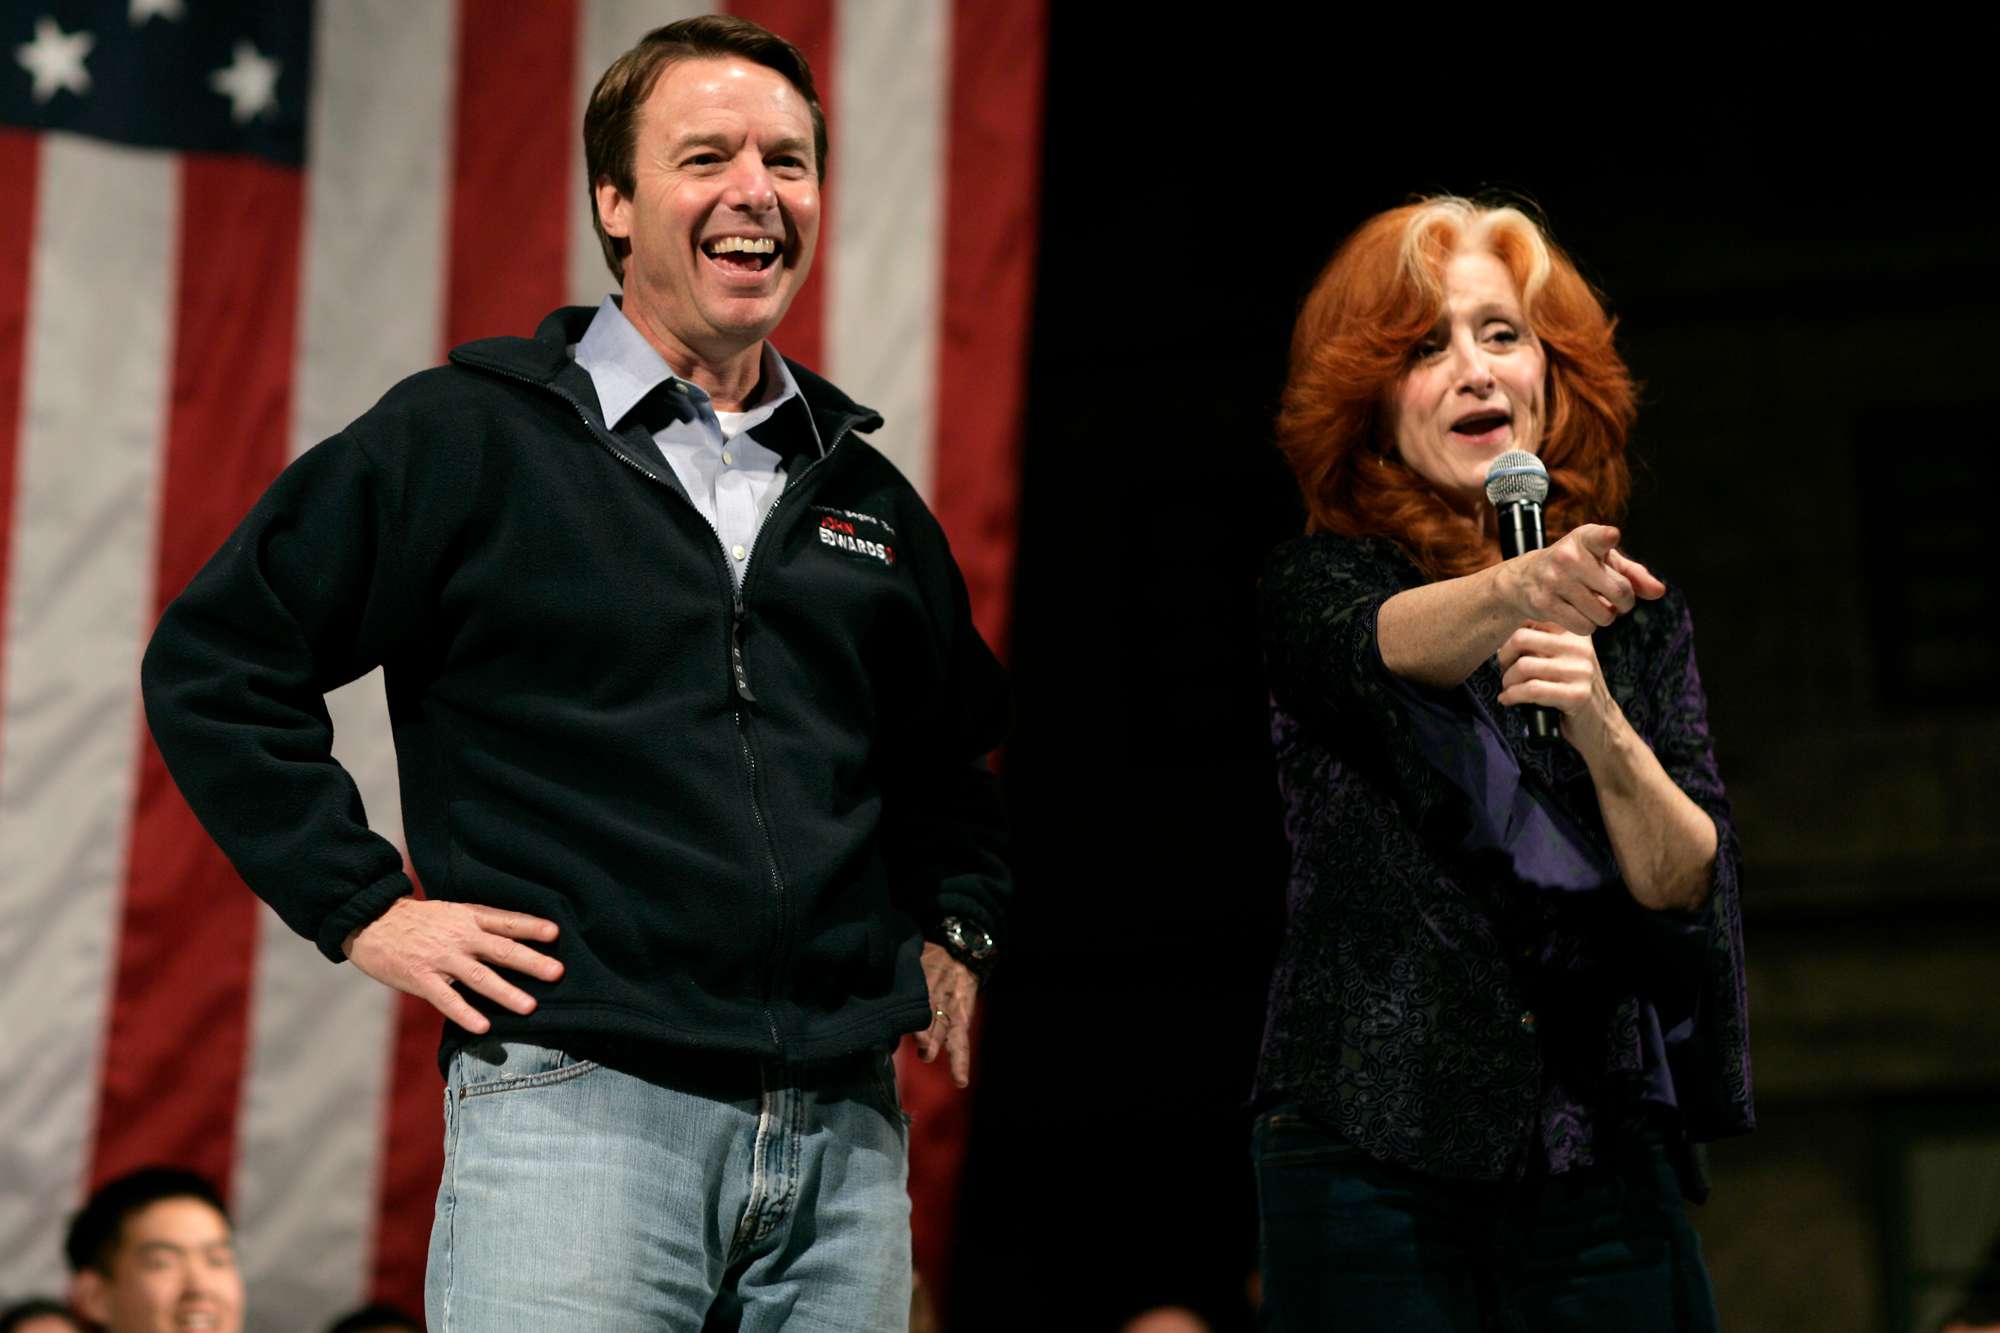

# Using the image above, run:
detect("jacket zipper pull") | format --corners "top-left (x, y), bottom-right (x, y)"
top-left (730, 593), bottom-right (758, 704)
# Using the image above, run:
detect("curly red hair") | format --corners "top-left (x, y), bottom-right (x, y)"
top-left (1276, 198), bottom-right (1635, 580)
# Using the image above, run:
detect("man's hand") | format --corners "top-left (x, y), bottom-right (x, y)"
top-left (914, 943), bottom-right (977, 1088)
top-left (342, 896), bottom-right (563, 1034)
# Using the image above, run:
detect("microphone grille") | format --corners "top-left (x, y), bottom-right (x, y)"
top-left (1484, 451), bottom-right (1549, 507)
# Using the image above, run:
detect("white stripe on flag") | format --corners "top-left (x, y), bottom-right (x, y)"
top-left (232, 937), bottom-right (396, 1328)
top-left (290, 0), bottom-right (456, 458)
top-left (827, 0), bottom-right (949, 499)
top-left (565, 0), bottom-right (717, 312)
top-left (0, 134), bottom-right (177, 1299)
top-left (229, 3), bottom-right (457, 1322)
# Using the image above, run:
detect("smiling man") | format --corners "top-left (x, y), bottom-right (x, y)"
top-left (64, 1168), bottom-right (243, 1333)
top-left (593, 46), bottom-right (819, 409)
top-left (141, 16), bottom-right (1008, 1331)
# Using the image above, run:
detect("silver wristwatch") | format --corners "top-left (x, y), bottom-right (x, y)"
top-left (935, 915), bottom-right (997, 984)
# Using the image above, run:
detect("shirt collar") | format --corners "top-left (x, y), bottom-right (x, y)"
top-left (571, 295), bottom-right (800, 431)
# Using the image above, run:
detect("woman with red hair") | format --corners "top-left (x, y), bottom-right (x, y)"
top-left (1252, 199), bottom-right (1752, 1329)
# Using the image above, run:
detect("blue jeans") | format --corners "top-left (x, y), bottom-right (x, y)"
top-left (426, 1040), bottom-right (911, 1332)
top-left (1252, 1104), bottom-right (1720, 1332)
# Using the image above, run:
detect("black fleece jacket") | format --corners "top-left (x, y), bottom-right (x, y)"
top-left (142, 307), bottom-right (1010, 1070)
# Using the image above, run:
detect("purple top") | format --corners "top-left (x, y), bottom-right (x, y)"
top-left (1256, 534), bottom-right (1753, 1183)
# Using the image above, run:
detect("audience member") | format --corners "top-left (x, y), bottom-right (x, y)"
top-left (1941, 1227), bottom-right (2000, 1333)
top-left (0, 1298), bottom-right (84, 1333)
top-left (1118, 1306), bottom-right (1213, 1333)
top-left (323, 1304), bottom-right (419, 1333)
top-left (63, 1167), bottom-right (242, 1333)
top-left (1942, 1283), bottom-right (2000, 1331)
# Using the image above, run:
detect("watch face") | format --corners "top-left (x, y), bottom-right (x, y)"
top-left (944, 917), bottom-right (995, 959)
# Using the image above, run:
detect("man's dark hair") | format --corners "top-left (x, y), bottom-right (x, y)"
top-left (1943, 1286), bottom-right (2000, 1330)
top-left (1941, 1231), bottom-right (2000, 1331)
top-left (582, 15), bottom-right (826, 282)
top-left (63, 1166), bottom-right (229, 1276)
top-left (324, 1303), bottom-right (420, 1333)
top-left (0, 1298), bottom-right (83, 1333)
top-left (324, 1296), bottom-right (418, 1328)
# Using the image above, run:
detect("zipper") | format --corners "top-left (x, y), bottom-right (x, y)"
top-left (721, 413), bottom-right (861, 1057)
top-left (465, 359), bottom-right (864, 1062)
top-left (468, 360), bottom-right (862, 693)
top-left (728, 592), bottom-right (758, 703)
top-left (735, 705), bottom-right (787, 1054)
top-left (480, 363), bottom-right (735, 567)
top-left (731, 409), bottom-right (861, 613)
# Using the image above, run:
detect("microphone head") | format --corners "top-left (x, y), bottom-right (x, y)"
top-left (1484, 450), bottom-right (1549, 507)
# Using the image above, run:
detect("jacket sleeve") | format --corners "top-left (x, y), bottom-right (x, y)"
top-left (1259, 534), bottom-right (1475, 846)
top-left (140, 429), bottom-right (422, 963)
top-left (1631, 594), bottom-right (1755, 1139)
top-left (1265, 534), bottom-right (1637, 899)
top-left (880, 506), bottom-right (1012, 957)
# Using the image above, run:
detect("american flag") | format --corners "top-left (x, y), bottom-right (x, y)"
top-left (0, 1), bottom-right (1041, 1324)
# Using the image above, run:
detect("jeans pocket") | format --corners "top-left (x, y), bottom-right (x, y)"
top-left (453, 1039), bottom-right (600, 1100)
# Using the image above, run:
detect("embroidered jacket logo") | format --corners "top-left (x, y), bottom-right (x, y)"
top-left (817, 515), bottom-right (895, 566)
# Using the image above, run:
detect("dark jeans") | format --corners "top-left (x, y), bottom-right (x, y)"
top-left (1252, 1104), bottom-right (1721, 1332)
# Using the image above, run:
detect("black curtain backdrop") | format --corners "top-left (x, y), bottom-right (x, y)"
top-left (953, 21), bottom-right (1993, 1332)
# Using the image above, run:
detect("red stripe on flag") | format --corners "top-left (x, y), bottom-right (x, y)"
top-left (0, 129), bottom-right (38, 764)
top-left (369, 984), bottom-right (444, 1316)
top-left (90, 157), bottom-right (305, 1193)
top-left (727, 0), bottom-right (833, 373)
top-left (899, 1), bottom-right (1046, 1305)
top-left (932, 0), bottom-right (1045, 657)
top-left (445, 0), bottom-right (579, 347)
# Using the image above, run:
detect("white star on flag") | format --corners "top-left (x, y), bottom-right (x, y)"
top-left (15, 16), bottom-right (94, 104)
top-left (209, 39), bottom-right (280, 124)
top-left (129, 0), bottom-right (187, 24)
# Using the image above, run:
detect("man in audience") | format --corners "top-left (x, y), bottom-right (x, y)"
top-left (323, 1305), bottom-right (419, 1333)
top-left (63, 1167), bottom-right (242, 1333)
top-left (0, 1298), bottom-right (84, 1333)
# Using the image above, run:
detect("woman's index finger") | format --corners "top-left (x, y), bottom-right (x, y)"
top-left (1610, 548), bottom-right (1667, 598)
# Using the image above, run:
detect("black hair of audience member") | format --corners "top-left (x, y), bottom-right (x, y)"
top-left (63, 1166), bottom-right (229, 1275)
top-left (1942, 1280), bottom-right (2000, 1330)
top-left (1941, 1227), bottom-right (2000, 1332)
top-left (324, 1302), bottom-right (421, 1333)
top-left (0, 1298), bottom-right (84, 1332)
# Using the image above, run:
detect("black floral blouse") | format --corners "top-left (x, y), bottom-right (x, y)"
top-left (1255, 532), bottom-right (1753, 1182)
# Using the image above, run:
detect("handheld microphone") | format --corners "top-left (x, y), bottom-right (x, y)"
top-left (1484, 451), bottom-right (1559, 741)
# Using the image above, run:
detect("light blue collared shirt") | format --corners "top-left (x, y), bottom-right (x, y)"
top-left (572, 297), bottom-right (807, 586)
